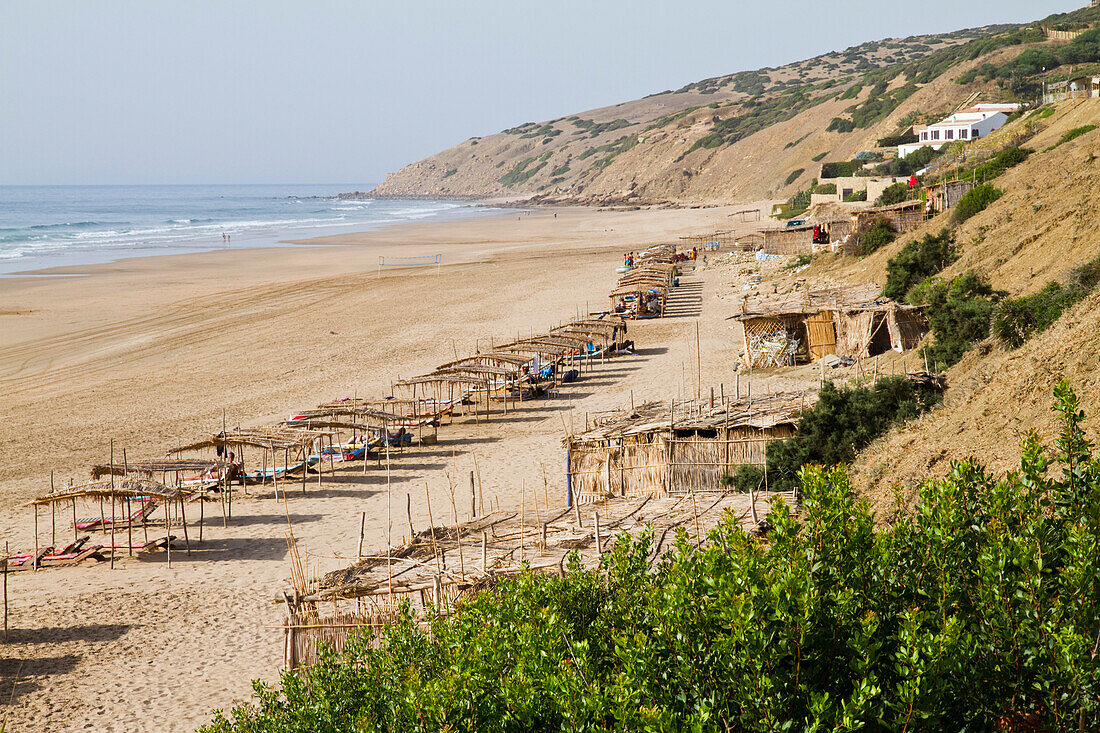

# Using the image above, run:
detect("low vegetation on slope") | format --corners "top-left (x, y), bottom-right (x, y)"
top-left (204, 385), bottom-right (1100, 733)
top-left (363, 3), bottom-right (1100, 203)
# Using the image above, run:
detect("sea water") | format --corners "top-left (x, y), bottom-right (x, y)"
top-left (0, 184), bottom-right (492, 275)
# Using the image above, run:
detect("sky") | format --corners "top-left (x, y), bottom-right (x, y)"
top-left (0, 0), bottom-right (1078, 185)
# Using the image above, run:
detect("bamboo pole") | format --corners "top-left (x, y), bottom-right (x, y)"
top-left (110, 439), bottom-right (116, 570)
top-left (2, 542), bottom-right (7, 639)
top-left (50, 471), bottom-right (56, 548)
top-left (33, 505), bottom-right (39, 572)
top-left (406, 493), bottom-right (415, 542)
top-left (180, 498), bottom-right (190, 555)
top-left (425, 482), bottom-right (441, 574)
top-left (594, 511), bottom-right (601, 556)
top-left (357, 511), bottom-right (366, 562)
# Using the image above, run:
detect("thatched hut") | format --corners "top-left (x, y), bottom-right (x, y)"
top-left (730, 284), bottom-right (926, 368)
top-left (565, 392), bottom-right (812, 501)
top-left (852, 200), bottom-right (925, 234)
top-left (17, 478), bottom-right (189, 570)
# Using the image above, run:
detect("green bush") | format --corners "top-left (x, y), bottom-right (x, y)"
top-left (843, 189), bottom-right (867, 202)
top-left (734, 376), bottom-right (943, 492)
top-left (993, 255), bottom-right (1100, 348)
top-left (826, 116), bottom-right (856, 133)
top-left (858, 218), bottom-right (897, 255)
top-left (910, 271), bottom-right (1003, 369)
top-left (202, 384), bottom-right (1100, 733)
top-left (952, 184), bottom-right (1002, 224)
top-left (813, 182), bottom-right (837, 194)
top-left (871, 145), bottom-right (937, 177)
top-left (956, 146), bottom-right (1031, 184)
top-left (784, 168), bottom-right (805, 185)
top-left (811, 151), bottom-right (829, 162)
top-left (820, 160), bottom-right (862, 178)
top-left (883, 229), bottom-right (957, 301)
top-left (1044, 124), bottom-right (1097, 153)
top-left (874, 181), bottom-right (910, 206)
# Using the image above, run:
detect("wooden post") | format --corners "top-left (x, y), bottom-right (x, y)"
top-left (736, 371), bottom-right (740, 399)
top-left (72, 499), bottom-right (78, 542)
top-left (406, 493), bottom-right (415, 542)
top-left (594, 511), bottom-right (601, 556)
top-left (470, 471), bottom-right (476, 519)
top-left (2, 542), bottom-right (7, 639)
top-left (695, 321), bottom-right (702, 400)
top-left (179, 498), bottom-right (190, 555)
top-left (50, 471), bottom-right (56, 548)
top-left (481, 531), bottom-right (488, 573)
top-left (33, 505), bottom-right (39, 571)
top-left (357, 511), bottom-right (366, 562)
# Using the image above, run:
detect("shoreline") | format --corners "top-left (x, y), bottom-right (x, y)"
top-left (0, 201), bottom-right (775, 731)
top-left (0, 198), bottom-right (505, 278)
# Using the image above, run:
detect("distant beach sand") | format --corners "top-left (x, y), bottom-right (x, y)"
top-left (0, 203), bottom-right (814, 731)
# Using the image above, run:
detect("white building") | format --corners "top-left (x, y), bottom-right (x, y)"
top-left (898, 104), bottom-right (1021, 159)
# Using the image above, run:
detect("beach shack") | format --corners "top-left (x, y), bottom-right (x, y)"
top-left (926, 179), bottom-right (976, 214)
top-left (852, 200), bottom-right (925, 234)
top-left (565, 392), bottom-right (812, 501)
top-left (730, 284), bottom-right (926, 368)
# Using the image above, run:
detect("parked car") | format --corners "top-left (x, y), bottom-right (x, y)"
top-left (785, 218), bottom-right (807, 228)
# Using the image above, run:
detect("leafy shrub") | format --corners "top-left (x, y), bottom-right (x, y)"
top-left (843, 189), bottom-right (867, 202)
top-left (784, 168), bottom-right (805, 185)
top-left (952, 183), bottom-right (1002, 224)
top-left (813, 183), bottom-right (837, 194)
top-left (826, 116), bottom-right (856, 133)
top-left (871, 145), bottom-right (937, 177)
top-left (874, 181), bottom-right (910, 206)
top-left (858, 218), bottom-right (896, 255)
top-left (499, 157), bottom-right (548, 188)
top-left (993, 254), bottom-right (1100, 348)
top-left (203, 385), bottom-right (1100, 733)
top-left (966, 146), bottom-right (1030, 182)
top-left (910, 271), bottom-right (1003, 368)
top-left (883, 229), bottom-right (957, 301)
top-left (735, 376), bottom-right (943, 492)
top-left (1043, 124), bottom-right (1097, 152)
top-left (811, 151), bottom-right (829, 162)
top-left (820, 160), bottom-right (863, 178)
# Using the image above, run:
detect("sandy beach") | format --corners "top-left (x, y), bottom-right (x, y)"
top-left (0, 203), bottom-right (831, 731)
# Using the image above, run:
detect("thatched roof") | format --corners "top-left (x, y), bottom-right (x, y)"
top-left (437, 353), bottom-right (533, 371)
top-left (730, 283), bottom-right (907, 320)
top-left (26, 477), bottom-right (181, 506)
top-left (570, 392), bottom-right (814, 443)
top-left (90, 459), bottom-right (225, 480)
top-left (170, 426), bottom-right (332, 453)
top-left (610, 282), bottom-right (667, 298)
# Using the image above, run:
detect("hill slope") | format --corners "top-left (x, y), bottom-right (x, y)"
top-left (354, 4), bottom-right (1099, 205)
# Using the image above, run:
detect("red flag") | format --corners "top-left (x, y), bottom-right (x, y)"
top-left (908, 174), bottom-right (918, 188)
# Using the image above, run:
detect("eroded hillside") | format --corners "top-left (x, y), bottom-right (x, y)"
top-left (354, 4), bottom-right (1099, 205)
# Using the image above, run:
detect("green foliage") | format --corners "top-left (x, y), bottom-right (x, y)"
top-left (570, 118), bottom-right (632, 138)
top-left (910, 272), bottom-right (1003, 368)
top-left (858, 218), bottom-right (897, 255)
top-left (442, 168), bottom-right (457, 178)
top-left (1043, 124), bottom-right (1097, 153)
top-left (952, 183), bottom-right (1002, 224)
top-left (204, 382), bottom-right (1100, 733)
top-left (813, 182), bottom-right (837, 194)
top-left (820, 160), bottom-right (863, 178)
top-left (993, 255), bottom-right (1100, 348)
top-left (811, 151), bottom-right (829, 162)
top-left (871, 145), bottom-right (938, 177)
top-left (826, 116), bottom-right (856, 133)
top-left (967, 145), bottom-right (1031, 182)
top-left (876, 131), bottom-right (919, 147)
top-left (784, 168), bottom-right (805, 185)
top-left (843, 189), bottom-right (868, 202)
top-left (784, 133), bottom-right (810, 149)
top-left (781, 189), bottom-right (812, 218)
top-left (549, 162), bottom-right (571, 177)
top-left (737, 376), bottom-right (943, 492)
top-left (874, 181), bottom-right (910, 206)
top-left (499, 156), bottom-right (548, 188)
top-left (955, 28), bottom-right (1100, 93)
top-left (883, 229), bottom-right (957, 301)
top-left (837, 82), bottom-right (863, 100)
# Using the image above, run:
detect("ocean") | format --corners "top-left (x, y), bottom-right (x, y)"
top-left (0, 184), bottom-right (491, 275)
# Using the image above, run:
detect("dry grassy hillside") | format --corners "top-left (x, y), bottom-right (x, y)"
top-left (808, 99), bottom-right (1100, 514)
top-left (355, 4), bottom-right (1100, 205)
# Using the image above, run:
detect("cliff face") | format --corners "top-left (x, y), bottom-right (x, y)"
top-left (356, 24), bottom-right (1026, 205)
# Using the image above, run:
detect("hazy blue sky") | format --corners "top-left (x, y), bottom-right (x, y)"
top-left (0, 1), bottom-right (1076, 185)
